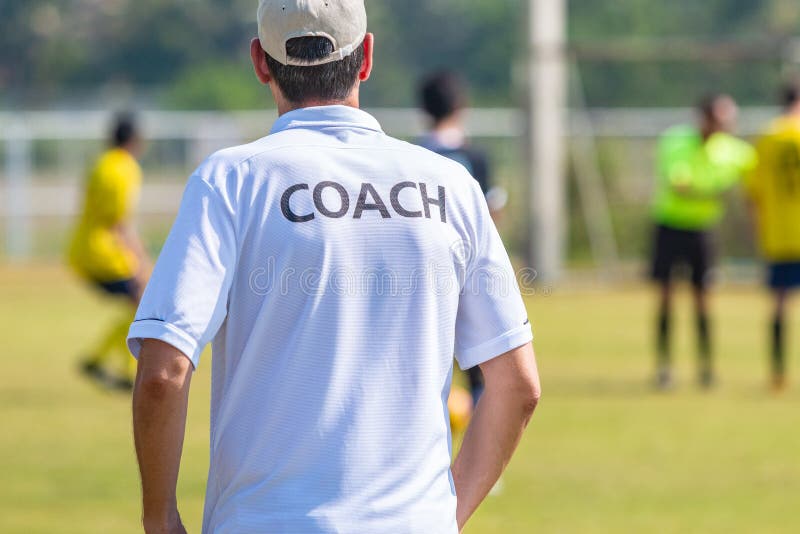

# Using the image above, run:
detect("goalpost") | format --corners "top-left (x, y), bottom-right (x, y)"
top-left (524, 2), bottom-right (799, 283)
top-left (526, 0), bottom-right (567, 282)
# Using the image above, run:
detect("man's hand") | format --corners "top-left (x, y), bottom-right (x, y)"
top-left (143, 514), bottom-right (187, 534)
top-left (452, 343), bottom-right (540, 531)
top-left (133, 339), bottom-right (193, 534)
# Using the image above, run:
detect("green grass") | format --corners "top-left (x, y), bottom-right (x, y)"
top-left (1, 265), bottom-right (799, 533)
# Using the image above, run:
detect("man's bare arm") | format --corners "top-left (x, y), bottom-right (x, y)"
top-left (452, 343), bottom-right (540, 531)
top-left (133, 339), bottom-right (193, 534)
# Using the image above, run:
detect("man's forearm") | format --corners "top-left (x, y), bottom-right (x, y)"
top-left (451, 344), bottom-right (540, 531)
top-left (133, 341), bottom-right (192, 531)
top-left (452, 387), bottom-right (537, 529)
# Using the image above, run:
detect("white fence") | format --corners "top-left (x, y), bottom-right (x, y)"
top-left (0, 106), bottom-right (780, 260)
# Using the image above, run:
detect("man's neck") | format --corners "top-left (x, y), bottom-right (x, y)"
top-left (699, 125), bottom-right (720, 142)
top-left (114, 144), bottom-right (134, 157)
top-left (432, 115), bottom-right (463, 134)
top-left (784, 104), bottom-right (800, 120)
top-left (277, 94), bottom-right (360, 117)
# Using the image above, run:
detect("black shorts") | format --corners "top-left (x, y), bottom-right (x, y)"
top-left (768, 262), bottom-right (800, 290)
top-left (95, 278), bottom-right (139, 301)
top-left (650, 224), bottom-right (714, 288)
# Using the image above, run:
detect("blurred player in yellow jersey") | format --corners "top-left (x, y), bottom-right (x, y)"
top-left (747, 83), bottom-right (800, 392)
top-left (68, 114), bottom-right (150, 390)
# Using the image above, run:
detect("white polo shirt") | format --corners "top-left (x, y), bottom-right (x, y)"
top-left (128, 105), bottom-right (532, 534)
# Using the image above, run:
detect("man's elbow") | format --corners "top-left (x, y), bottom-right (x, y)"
top-left (133, 340), bottom-right (193, 402)
top-left (518, 379), bottom-right (541, 417)
top-left (134, 362), bottom-right (190, 402)
top-left (134, 372), bottom-right (184, 402)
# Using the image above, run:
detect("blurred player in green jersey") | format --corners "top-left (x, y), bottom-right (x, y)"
top-left (746, 83), bottom-right (800, 391)
top-left (650, 94), bottom-right (757, 389)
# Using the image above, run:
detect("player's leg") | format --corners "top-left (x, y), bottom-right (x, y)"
top-left (770, 286), bottom-right (788, 391)
top-left (766, 262), bottom-right (800, 391)
top-left (651, 225), bottom-right (676, 389)
top-left (81, 326), bottom-right (116, 375)
top-left (115, 277), bottom-right (146, 388)
top-left (467, 367), bottom-right (485, 406)
top-left (656, 281), bottom-right (673, 387)
top-left (691, 231), bottom-right (714, 388)
top-left (692, 285), bottom-right (713, 387)
top-left (81, 278), bottom-right (141, 388)
top-left (82, 310), bottom-right (130, 378)
top-left (111, 311), bottom-right (137, 389)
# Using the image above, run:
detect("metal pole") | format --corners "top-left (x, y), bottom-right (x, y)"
top-left (5, 122), bottom-right (32, 260)
top-left (527, 0), bottom-right (567, 281)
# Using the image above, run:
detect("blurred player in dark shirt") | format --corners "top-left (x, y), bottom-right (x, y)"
top-left (417, 71), bottom-right (508, 405)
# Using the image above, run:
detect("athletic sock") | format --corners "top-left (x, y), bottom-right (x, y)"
top-left (112, 314), bottom-right (137, 380)
top-left (772, 316), bottom-right (785, 379)
top-left (467, 367), bottom-right (485, 406)
top-left (655, 310), bottom-right (673, 388)
top-left (86, 311), bottom-right (134, 373)
top-left (657, 309), bottom-right (670, 368)
top-left (697, 313), bottom-right (712, 385)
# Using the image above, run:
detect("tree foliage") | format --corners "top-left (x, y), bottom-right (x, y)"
top-left (1, 0), bottom-right (798, 109)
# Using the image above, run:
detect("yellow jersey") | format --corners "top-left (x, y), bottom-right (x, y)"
top-left (747, 117), bottom-right (800, 261)
top-left (68, 148), bottom-right (142, 281)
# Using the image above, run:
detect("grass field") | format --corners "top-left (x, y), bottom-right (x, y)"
top-left (1, 264), bottom-right (799, 533)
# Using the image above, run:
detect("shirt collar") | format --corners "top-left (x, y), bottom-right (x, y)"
top-left (419, 127), bottom-right (466, 151)
top-left (270, 105), bottom-right (384, 135)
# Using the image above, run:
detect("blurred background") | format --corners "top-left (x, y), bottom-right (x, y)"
top-left (5, 0), bottom-right (800, 268)
top-left (2, 1), bottom-right (800, 533)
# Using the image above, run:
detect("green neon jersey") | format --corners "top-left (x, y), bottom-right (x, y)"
top-left (652, 125), bottom-right (757, 230)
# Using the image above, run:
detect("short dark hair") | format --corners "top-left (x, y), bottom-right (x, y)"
top-left (781, 82), bottom-right (800, 109)
top-left (697, 93), bottom-right (724, 120)
top-left (265, 37), bottom-right (364, 105)
top-left (112, 114), bottom-right (137, 147)
top-left (696, 92), bottom-right (735, 123)
top-left (419, 71), bottom-right (467, 124)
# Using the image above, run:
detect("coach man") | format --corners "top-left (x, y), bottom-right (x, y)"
top-left (129, 1), bottom-right (540, 532)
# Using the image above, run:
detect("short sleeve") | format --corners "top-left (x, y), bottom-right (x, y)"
top-left (454, 183), bottom-right (533, 370)
top-left (744, 137), bottom-right (767, 202)
top-left (127, 177), bottom-right (236, 368)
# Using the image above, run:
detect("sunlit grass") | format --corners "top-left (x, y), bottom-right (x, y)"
top-left (1, 265), bottom-right (798, 533)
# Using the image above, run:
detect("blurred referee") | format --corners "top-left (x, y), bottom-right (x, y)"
top-left (650, 94), bottom-right (756, 389)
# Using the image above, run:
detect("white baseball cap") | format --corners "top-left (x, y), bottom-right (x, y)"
top-left (258, 0), bottom-right (367, 66)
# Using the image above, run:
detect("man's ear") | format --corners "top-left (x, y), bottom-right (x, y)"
top-left (250, 38), bottom-right (272, 85)
top-left (359, 33), bottom-right (374, 82)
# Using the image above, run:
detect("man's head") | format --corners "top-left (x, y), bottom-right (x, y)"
top-left (781, 81), bottom-right (800, 113)
top-left (419, 71), bottom-right (467, 127)
top-left (250, 0), bottom-right (373, 112)
top-left (111, 113), bottom-right (141, 155)
top-left (697, 93), bottom-right (738, 137)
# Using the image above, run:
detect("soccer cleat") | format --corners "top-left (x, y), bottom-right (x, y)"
top-left (770, 374), bottom-right (787, 394)
top-left (655, 367), bottom-right (673, 391)
top-left (80, 359), bottom-right (107, 383)
top-left (699, 368), bottom-right (716, 390)
top-left (110, 376), bottom-right (135, 392)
